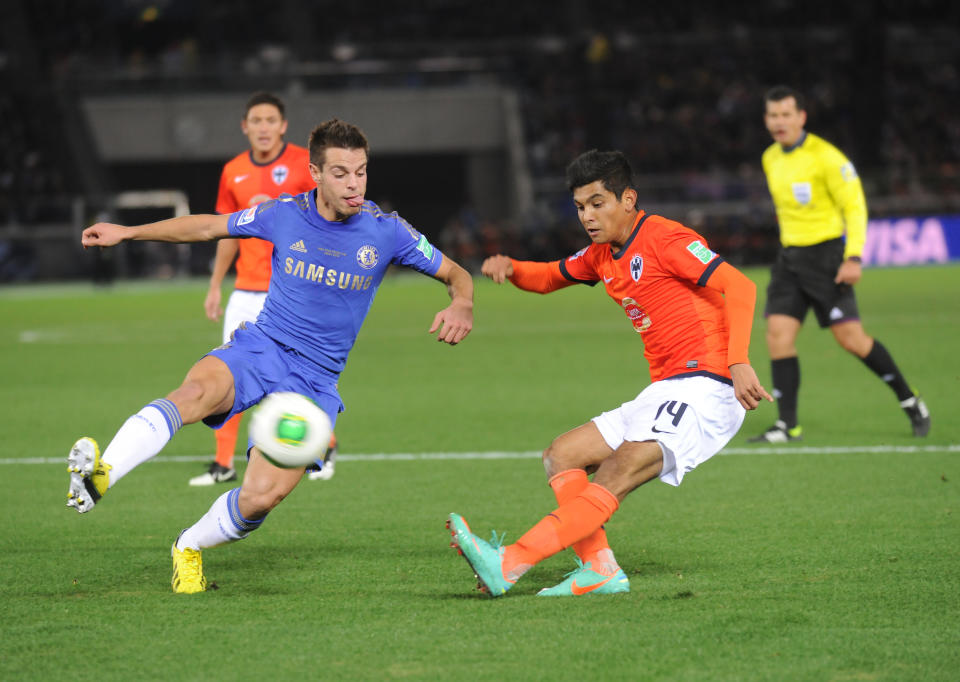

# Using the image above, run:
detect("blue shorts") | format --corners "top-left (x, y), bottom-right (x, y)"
top-left (202, 322), bottom-right (343, 446)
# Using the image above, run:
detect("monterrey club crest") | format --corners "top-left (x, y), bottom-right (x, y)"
top-left (630, 254), bottom-right (643, 282)
top-left (356, 245), bottom-right (379, 269)
top-left (272, 164), bottom-right (289, 185)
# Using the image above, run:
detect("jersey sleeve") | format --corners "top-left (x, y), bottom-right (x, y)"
top-left (506, 246), bottom-right (598, 293)
top-left (821, 145), bottom-right (868, 258)
top-left (227, 199), bottom-right (278, 241)
top-left (656, 225), bottom-right (725, 286)
top-left (215, 165), bottom-right (239, 215)
top-left (389, 214), bottom-right (443, 276)
top-left (702, 261), bottom-right (757, 367)
top-left (508, 259), bottom-right (576, 293)
top-left (557, 247), bottom-right (600, 284)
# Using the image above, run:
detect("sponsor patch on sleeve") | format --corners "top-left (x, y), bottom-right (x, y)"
top-left (237, 206), bottom-right (257, 226)
top-left (686, 240), bottom-right (716, 265)
top-left (415, 234), bottom-right (434, 260)
top-left (840, 161), bottom-right (858, 182)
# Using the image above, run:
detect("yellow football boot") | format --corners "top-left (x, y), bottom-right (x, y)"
top-left (171, 542), bottom-right (208, 594)
top-left (66, 437), bottom-right (111, 513)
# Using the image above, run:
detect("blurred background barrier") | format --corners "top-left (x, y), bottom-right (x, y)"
top-left (1, 0), bottom-right (958, 281)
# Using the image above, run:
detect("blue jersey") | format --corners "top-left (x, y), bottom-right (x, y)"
top-left (227, 190), bottom-right (443, 375)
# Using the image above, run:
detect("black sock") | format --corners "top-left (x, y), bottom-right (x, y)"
top-left (860, 340), bottom-right (913, 402)
top-left (771, 356), bottom-right (800, 428)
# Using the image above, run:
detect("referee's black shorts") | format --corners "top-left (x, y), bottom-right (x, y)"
top-left (764, 237), bottom-right (860, 328)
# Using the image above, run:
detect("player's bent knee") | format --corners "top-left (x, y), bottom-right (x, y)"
top-left (596, 442), bottom-right (664, 498)
top-left (237, 486), bottom-right (287, 519)
top-left (839, 334), bottom-right (870, 356)
top-left (167, 382), bottom-right (216, 424)
top-left (765, 330), bottom-right (795, 356)
top-left (832, 325), bottom-right (872, 356)
top-left (837, 337), bottom-right (859, 354)
top-left (168, 375), bottom-right (234, 424)
top-left (624, 447), bottom-right (663, 480)
top-left (543, 439), bottom-right (577, 474)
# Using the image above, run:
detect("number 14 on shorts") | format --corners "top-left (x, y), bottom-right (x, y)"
top-left (651, 400), bottom-right (688, 434)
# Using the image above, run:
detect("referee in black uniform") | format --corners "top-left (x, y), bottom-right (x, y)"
top-left (749, 86), bottom-right (930, 442)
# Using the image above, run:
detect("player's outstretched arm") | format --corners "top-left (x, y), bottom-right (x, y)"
top-left (482, 254), bottom-right (574, 294)
top-left (82, 214), bottom-right (232, 249)
top-left (481, 255), bottom-right (514, 283)
top-left (429, 254), bottom-right (474, 345)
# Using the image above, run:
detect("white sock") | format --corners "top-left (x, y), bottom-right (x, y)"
top-left (102, 399), bottom-right (183, 486)
top-left (176, 488), bottom-right (265, 551)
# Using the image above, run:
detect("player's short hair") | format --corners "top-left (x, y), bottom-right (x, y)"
top-left (765, 85), bottom-right (805, 111)
top-left (244, 92), bottom-right (286, 119)
top-left (308, 119), bottom-right (370, 167)
top-left (566, 149), bottom-right (635, 199)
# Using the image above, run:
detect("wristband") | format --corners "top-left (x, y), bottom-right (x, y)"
top-left (846, 256), bottom-right (862, 263)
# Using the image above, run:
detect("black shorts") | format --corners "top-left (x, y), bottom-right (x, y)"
top-left (764, 237), bottom-right (860, 328)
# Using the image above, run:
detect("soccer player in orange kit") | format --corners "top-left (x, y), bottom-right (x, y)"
top-left (190, 92), bottom-right (336, 486)
top-left (448, 149), bottom-right (772, 596)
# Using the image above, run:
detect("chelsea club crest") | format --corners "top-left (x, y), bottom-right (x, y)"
top-left (357, 245), bottom-right (379, 269)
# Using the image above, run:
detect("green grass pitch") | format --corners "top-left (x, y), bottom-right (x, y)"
top-left (1, 265), bottom-right (958, 681)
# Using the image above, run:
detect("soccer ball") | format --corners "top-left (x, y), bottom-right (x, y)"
top-left (249, 392), bottom-right (333, 468)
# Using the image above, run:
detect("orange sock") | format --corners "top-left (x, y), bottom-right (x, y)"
top-left (548, 469), bottom-right (589, 503)
top-left (503, 482), bottom-right (620, 578)
top-left (549, 470), bottom-right (616, 573)
top-left (214, 412), bottom-right (243, 468)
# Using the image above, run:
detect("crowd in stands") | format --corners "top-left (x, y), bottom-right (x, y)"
top-left (2, 1), bottom-right (958, 275)
top-left (0, 93), bottom-right (69, 227)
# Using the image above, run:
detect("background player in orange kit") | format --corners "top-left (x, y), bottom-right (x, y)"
top-left (448, 149), bottom-right (772, 597)
top-left (190, 92), bottom-right (337, 486)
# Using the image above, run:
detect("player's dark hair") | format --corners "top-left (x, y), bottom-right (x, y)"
top-left (765, 85), bottom-right (805, 111)
top-left (308, 118), bottom-right (370, 167)
top-left (244, 91), bottom-right (286, 119)
top-left (566, 149), bottom-right (635, 199)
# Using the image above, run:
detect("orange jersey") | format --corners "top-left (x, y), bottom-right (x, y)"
top-left (215, 143), bottom-right (314, 290)
top-left (516, 211), bottom-right (740, 383)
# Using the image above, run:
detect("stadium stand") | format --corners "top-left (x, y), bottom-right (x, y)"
top-left (1, 0), bottom-right (958, 276)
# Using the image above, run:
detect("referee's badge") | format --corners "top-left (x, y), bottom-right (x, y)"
top-left (791, 182), bottom-right (812, 205)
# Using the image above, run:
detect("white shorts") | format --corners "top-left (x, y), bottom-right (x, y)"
top-left (591, 375), bottom-right (745, 487)
top-left (222, 289), bottom-right (268, 344)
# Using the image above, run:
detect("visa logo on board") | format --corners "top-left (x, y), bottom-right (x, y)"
top-left (863, 218), bottom-right (950, 266)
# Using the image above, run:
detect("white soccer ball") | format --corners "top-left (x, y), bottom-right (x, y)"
top-left (249, 392), bottom-right (333, 469)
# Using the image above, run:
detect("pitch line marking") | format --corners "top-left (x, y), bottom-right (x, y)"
top-left (4, 443), bottom-right (958, 465)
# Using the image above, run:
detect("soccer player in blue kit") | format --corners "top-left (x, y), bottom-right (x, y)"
top-left (69, 119), bottom-right (475, 593)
